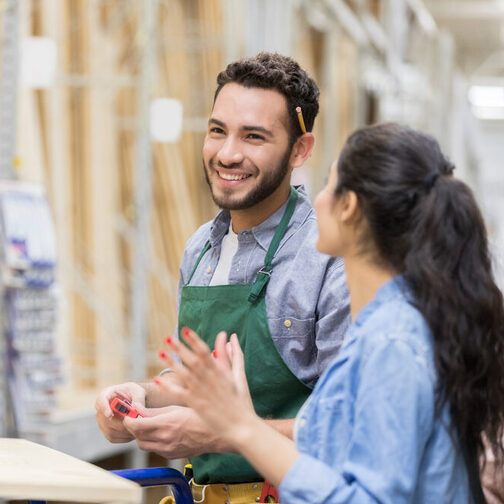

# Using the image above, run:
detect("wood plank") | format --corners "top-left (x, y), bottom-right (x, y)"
top-left (0, 438), bottom-right (141, 503)
top-left (88, 0), bottom-right (127, 387)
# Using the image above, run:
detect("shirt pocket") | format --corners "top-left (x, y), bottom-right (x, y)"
top-left (315, 393), bottom-right (352, 467)
top-left (269, 316), bottom-right (315, 339)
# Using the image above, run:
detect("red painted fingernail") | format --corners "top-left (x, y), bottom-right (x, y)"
top-left (182, 327), bottom-right (191, 338)
top-left (158, 350), bottom-right (167, 359)
top-left (212, 350), bottom-right (217, 358)
top-left (165, 336), bottom-right (172, 344)
top-left (153, 377), bottom-right (162, 385)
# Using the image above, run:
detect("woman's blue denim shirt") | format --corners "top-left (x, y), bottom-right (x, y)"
top-left (280, 276), bottom-right (472, 503)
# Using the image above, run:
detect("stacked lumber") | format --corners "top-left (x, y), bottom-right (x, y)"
top-left (13, 0), bottom-right (224, 392)
top-left (10, 0), bottom-right (358, 396)
top-left (292, 7), bottom-right (359, 194)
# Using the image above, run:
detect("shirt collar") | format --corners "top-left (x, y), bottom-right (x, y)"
top-left (208, 185), bottom-right (313, 251)
top-left (208, 211), bottom-right (231, 248)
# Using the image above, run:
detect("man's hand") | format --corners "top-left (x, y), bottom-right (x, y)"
top-left (95, 382), bottom-right (146, 443)
top-left (123, 405), bottom-right (228, 458)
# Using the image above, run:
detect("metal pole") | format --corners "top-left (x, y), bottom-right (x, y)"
top-left (0, 0), bottom-right (19, 180)
top-left (0, 0), bottom-right (20, 438)
top-left (130, 0), bottom-right (158, 384)
top-left (128, 0), bottom-right (159, 476)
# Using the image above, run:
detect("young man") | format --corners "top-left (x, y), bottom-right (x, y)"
top-left (95, 52), bottom-right (350, 503)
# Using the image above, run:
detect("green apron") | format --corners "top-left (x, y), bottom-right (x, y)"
top-left (178, 186), bottom-right (312, 484)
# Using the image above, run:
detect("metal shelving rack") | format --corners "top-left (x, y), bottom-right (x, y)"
top-left (0, 0), bottom-right (20, 438)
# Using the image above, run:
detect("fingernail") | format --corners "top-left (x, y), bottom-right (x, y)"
top-left (153, 377), bottom-right (162, 386)
top-left (158, 350), bottom-right (167, 359)
top-left (212, 350), bottom-right (217, 358)
top-left (182, 327), bottom-right (190, 338)
top-left (165, 336), bottom-right (172, 345)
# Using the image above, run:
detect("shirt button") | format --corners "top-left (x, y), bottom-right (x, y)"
top-left (284, 319), bottom-right (291, 328)
top-left (299, 418), bottom-right (306, 428)
top-left (207, 266), bottom-right (212, 274)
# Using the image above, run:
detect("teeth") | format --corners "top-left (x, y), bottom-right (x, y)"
top-left (219, 172), bottom-right (249, 181)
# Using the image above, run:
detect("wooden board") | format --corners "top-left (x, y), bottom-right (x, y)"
top-left (0, 437), bottom-right (141, 503)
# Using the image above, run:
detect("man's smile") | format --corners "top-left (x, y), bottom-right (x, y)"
top-left (217, 171), bottom-right (252, 182)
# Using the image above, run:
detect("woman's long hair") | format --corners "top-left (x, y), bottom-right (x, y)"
top-left (336, 123), bottom-right (504, 474)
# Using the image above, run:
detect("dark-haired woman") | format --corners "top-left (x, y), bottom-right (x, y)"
top-left (159, 123), bottom-right (504, 503)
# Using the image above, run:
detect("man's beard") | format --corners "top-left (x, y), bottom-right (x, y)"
top-left (203, 147), bottom-right (292, 210)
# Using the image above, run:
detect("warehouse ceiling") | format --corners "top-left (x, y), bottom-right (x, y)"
top-left (425, 0), bottom-right (504, 79)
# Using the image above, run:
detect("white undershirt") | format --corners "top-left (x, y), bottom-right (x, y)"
top-left (209, 221), bottom-right (239, 286)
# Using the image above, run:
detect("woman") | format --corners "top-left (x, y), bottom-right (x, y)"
top-left (159, 123), bottom-right (504, 503)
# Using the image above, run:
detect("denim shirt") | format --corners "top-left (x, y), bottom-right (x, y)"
top-left (281, 276), bottom-right (472, 503)
top-left (177, 186), bottom-right (350, 387)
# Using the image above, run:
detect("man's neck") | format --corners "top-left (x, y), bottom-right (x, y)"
top-left (230, 183), bottom-right (291, 233)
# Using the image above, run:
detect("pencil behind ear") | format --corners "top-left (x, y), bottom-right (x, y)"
top-left (296, 106), bottom-right (307, 134)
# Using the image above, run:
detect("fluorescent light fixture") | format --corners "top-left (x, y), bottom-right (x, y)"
top-left (149, 98), bottom-right (183, 143)
top-left (468, 86), bottom-right (504, 108)
top-left (472, 106), bottom-right (504, 121)
top-left (21, 37), bottom-right (57, 89)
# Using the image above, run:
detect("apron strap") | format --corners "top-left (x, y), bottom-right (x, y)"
top-left (187, 240), bottom-right (212, 285)
top-left (248, 186), bottom-right (299, 303)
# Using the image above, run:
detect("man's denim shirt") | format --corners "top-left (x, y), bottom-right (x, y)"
top-left (281, 276), bottom-right (471, 503)
top-left (177, 186), bottom-right (350, 387)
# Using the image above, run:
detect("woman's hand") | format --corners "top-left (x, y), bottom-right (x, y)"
top-left (156, 328), bottom-right (258, 447)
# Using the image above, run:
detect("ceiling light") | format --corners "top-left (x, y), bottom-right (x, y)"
top-left (20, 37), bottom-right (57, 89)
top-left (468, 86), bottom-right (504, 108)
top-left (468, 86), bottom-right (504, 120)
top-left (150, 98), bottom-right (183, 143)
top-left (471, 107), bottom-right (504, 120)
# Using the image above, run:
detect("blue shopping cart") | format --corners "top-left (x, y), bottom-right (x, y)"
top-left (28, 466), bottom-right (193, 504)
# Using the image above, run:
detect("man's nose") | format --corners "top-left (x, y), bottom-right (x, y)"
top-left (217, 136), bottom-right (244, 166)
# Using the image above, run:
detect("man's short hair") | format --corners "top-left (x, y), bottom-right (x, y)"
top-left (214, 52), bottom-right (320, 144)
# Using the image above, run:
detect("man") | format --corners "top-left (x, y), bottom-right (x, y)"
top-left (95, 52), bottom-right (349, 503)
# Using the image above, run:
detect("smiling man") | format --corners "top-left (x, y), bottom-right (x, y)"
top-left (95, 53), bottom-right (350, 504)
top-left (203, 83), bottom-right (294, 228)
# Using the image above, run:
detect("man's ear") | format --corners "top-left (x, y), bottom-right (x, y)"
top-left (289, 133), bottom-right (315, 168)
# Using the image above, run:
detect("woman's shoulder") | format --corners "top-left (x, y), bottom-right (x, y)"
top-left (356, 293), bottom-right (436, 378)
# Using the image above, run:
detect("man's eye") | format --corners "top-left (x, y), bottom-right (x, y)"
top-left (209, 127), bottom-right (224, 134)
top-left (247, 133), bottom-right (264, 141)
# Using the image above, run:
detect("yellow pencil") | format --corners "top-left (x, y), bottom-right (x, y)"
top-left (296, 106), bottom-right (307, 134)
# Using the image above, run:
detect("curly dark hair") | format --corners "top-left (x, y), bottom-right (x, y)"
top-left (214, 52), bottom-right (320, 144)
top-left (336, 123), bottom-right (504, 498)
